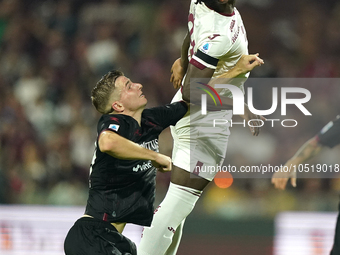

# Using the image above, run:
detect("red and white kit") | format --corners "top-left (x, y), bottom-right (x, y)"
top-left (171, 0), bottom-right (249, 180)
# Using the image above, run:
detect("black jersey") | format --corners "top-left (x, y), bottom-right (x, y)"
top-left (85, 101), bottom-right (188, 226)
top-left (317, 115), bottom-right (340, 148)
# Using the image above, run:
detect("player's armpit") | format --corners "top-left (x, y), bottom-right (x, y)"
top-left (182, 64), bottom-right (237, 110)
top-left (181, 63), bottom-right (230, 108)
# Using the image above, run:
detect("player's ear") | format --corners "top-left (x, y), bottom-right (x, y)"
top-left (112, 101), bottom-right (124, 113)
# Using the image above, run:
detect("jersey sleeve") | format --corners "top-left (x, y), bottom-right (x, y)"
top-left (143, 101), bottom-right (188, 129)
top-left (98, 115), bottom-right (130, 139)
top-left (190, 34), bottom-right (231, 70)
top-left (316, 115), bottom-right (340, 148)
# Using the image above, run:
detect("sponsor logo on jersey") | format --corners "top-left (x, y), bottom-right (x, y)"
top-left (108, 124), bottom-right (120, 131)
top-left (231, 26), bottom-right (240, 44)
top-left (140, 139), bottom-right (159, 151)
top-left (133, 161), bottom-right (153, 172)
top-left (208, 34), bottom-right (220, 40)
top-left (110, 117), bottom-right (119, 122)
top-left (168, 227), bottom-right (176, 234)
top-left (230, 20), bottom-right (235, 32)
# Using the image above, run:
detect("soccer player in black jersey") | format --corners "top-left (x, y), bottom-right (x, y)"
top-left (272, 115), bottom-right (340, 254)
top-left (64, 70), bottom-right (188, 255)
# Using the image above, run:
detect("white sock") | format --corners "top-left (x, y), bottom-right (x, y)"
top-left (164, 219), bottom-right (185, 255)
top-left (138, 182), bottom-right (202, 255)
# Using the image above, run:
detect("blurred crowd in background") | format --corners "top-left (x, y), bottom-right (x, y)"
top-left (0, 0), bottom-right (340, 220)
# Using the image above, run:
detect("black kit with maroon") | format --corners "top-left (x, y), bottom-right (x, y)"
top-left (64, 101), bottom-right (187, 255)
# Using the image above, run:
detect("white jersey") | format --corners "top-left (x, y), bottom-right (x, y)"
top-left (171, 0), bottom-right (250, 180)
top-left (188, 0), bottom-right (249, 96)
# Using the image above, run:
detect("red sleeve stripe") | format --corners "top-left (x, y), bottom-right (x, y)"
top-left (191, 55), bottom-right (217, 70)
top-left (189, 57), bottom-right (207, 70)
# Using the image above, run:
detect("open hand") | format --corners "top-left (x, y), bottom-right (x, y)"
top-left (235, 53), bottom-right (264, 74)
top-left (170, 58), bottom-right (186, 89)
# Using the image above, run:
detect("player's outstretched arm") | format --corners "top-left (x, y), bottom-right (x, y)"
top-left (181, 53), bottom-right (264, 136)
top-left (271, 136), bottom-right (322, 190)
top-left (182, 53), bottom-right (264, 104)
top-left (99, 131), bottom-right (172, 172)
top-left (209, 53), bottom-right (264, 87)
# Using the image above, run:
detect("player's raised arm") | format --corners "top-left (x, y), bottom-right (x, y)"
top-left (181, 53), bottom-right (263, 106)
top-left (181, 53), bottom-right (264, 136)
top-left (99, 131), bottom-right (171, 172)
top-left (211, 54), bottom-right (264, 85)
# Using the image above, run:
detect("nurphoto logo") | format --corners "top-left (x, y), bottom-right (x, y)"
top-left (198, 82), bottom-right (311, 128)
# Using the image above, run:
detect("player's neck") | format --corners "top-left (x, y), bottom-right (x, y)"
top-left (219, 4), bottom-right (234, 14)
top-left (208, 2), bottom-right (234, 15)
top-left (116, 109), bottom-right (143, 126)
top-left (130, 111), bottom-right (142, 126)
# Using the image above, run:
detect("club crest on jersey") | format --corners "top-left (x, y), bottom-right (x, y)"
top-left (201, 43), bottom-right (211, 53)
top-left (108, 124), bottom-right (120, 131)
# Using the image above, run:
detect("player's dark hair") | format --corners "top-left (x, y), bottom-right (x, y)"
top-left (91, 70), bottom-right (124, 114)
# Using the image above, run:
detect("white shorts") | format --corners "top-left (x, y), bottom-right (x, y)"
top-left (171, 89), bottom-right (232, 181)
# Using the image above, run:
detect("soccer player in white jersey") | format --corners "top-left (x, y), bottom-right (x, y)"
top-left (138, 0), bottom-right (264, 254)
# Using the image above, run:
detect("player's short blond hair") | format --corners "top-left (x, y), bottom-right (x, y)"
top-left (91, 70), bottom-right (124, 114)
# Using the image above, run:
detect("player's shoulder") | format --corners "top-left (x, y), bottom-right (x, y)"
top-left (142, 102), bottom-right (187, 121)
top-left (98, 114), bottom-right (134, 132)
top-left (99, 114), bottom-right (127, 124)
top-left (194, 7), bottom-right (238, 36)
top-left (142, 105), bottom-right (168, 118)
top-left (143, 101), bottom-right (186, 112)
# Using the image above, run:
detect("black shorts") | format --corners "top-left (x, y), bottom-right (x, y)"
top-left (64, 217), bottom-right (137, 255)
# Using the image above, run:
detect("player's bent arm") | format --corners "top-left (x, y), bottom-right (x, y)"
top-left (180, 31), bottom-right (190, 72)
top-left (181, 54), bottom-right (264, 109)
top-left (171, 31), bottom-right (190, 89)
top-left (210, 54), bottom-right (264, 87)
top-left (181, 63), bottom-right (233, 109)
top-left (99, 131), bottom-right (171, 171)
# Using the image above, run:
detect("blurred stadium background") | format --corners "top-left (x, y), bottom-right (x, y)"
top-left (0, 0), bottom-right (339, 254)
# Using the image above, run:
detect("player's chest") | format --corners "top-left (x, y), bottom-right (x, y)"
top-left (132, 128), bottom-right (160, 153)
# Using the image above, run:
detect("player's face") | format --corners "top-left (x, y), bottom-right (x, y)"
top-left (115, 76), bottom-right (147, 111)
top-left (221, 0), bottom-right (236, 5)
